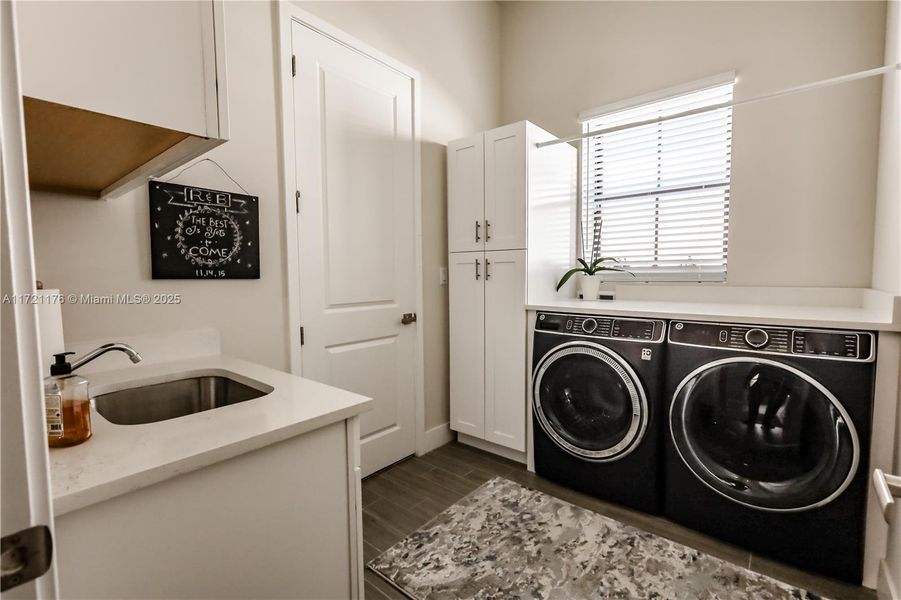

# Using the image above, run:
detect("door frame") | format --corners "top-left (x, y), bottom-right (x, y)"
top-left (1, 0), bottom-right (58, 595)
top-left (275, 4), bottom-right (427, 457)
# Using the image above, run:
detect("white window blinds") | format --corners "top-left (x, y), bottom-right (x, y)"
top-left (581, 77), bottom-right (734, 282)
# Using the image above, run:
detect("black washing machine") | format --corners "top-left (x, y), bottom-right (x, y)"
top-left (532, 312), bottom-right (666, 513)
top-left (664, 320), bottom-right (876, 584)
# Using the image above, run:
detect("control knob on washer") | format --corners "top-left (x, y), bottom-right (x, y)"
top-left (745, 328), bottom-right (769, 348)
top-left (581, 318), bottom-right (598, 334)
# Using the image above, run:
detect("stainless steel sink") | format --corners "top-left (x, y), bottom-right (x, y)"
top-left (94, 375), bottom-right (271, 425)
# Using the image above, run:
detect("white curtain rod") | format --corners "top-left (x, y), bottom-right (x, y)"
top-left (536, 62), bottom-right (901, 149)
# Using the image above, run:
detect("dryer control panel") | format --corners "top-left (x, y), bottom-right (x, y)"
top-left (668, 320), bottom-right (874, 361)
top-left (536, 312), bottom-right (665, 343)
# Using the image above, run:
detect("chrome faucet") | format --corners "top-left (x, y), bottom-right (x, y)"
top-left (70, 343), bottom-right (143, 371)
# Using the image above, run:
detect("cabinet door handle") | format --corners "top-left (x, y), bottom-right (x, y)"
top-left (475, 220), bottom-right (481, 243)
top-left (485, 258), bottom-right (491, 280)
top-left (475, 259), bottom-right (480, 280)
top-left (485, 220), bottom-right (491, 241)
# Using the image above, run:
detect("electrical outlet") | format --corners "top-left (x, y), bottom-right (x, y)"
top-left (439, 266), bottom-right (448, 286)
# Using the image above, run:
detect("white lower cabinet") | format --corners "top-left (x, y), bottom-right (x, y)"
top-left (54, 421), bottom-right (362, 599)
top-left (449, 252), bottom-right (486, 438)
top-left (449, 250), bottom-right (526, 452)
top-left (483, 250), bottom-right (527, 451)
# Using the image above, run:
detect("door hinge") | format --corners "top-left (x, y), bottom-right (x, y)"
top-left (291, 54), bottom-right (296, 77)
top-left (295, 190), bottom-right (300, 214)
top-left (300, 326), bottom-right (305, 346)
top-left (1, 525), bottom-right (53, 592)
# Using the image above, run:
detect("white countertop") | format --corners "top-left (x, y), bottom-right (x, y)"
top-left (527, 298), bottom-right (901, 330)
top-left (49, 354), bottom-right (372, 516)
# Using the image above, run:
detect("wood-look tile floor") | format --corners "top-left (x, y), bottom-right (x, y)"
top-left (362, 441), bottom-right (874, 600)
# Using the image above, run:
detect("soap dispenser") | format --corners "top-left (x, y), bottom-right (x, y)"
top-left (45, 352), bottom-right (92, 447)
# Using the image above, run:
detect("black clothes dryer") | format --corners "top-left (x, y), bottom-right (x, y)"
top-left (532, 312), bottom-right (667, 513)
top-left (664, 320), bottom-right (876, 584)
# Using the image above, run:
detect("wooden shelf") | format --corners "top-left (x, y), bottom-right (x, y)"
top-left (23, 96), bottom-right (192, 198)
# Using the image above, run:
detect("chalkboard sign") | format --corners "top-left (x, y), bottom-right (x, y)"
top-left (149, 181), bottom-right (260, 279)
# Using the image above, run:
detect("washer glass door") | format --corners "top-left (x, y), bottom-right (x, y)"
top-left (670, 358), bottom-right (859, 512)
top-left (534, 343), bottom-right (647, 461)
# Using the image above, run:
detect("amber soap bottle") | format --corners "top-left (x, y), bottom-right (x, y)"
top-left (45, 352), bottom-right (92, 447)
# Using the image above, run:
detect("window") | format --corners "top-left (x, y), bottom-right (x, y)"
top-left (581, 74), bottom-right (734, 282)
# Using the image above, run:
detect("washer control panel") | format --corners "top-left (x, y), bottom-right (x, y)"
top-left (669, 320), bottom-right (874, 361)
top-left (536, 312), bottom-right (665, 343)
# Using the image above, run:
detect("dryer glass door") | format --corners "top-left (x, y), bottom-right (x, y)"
top-left (670, 358), bottom-right (859, 512)
top-left (534, 343), bottom-right (647, 461)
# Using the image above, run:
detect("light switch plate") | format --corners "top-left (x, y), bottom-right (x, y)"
top-left (439, 266), bottom-right (448, 286)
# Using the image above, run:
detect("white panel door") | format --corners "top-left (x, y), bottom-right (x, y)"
top-left (484, 123), bottom-right (527, 251)
top-left (292, 22), bottom-right (417, 476)
top-left (448, 252), bottom-right (485, 438)
top-left (484, 250), bottom-right (527, 451)
top-left (447, 134), bottom-right (485, 253)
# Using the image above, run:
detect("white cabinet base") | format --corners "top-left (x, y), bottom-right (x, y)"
top-left (457, 432), bottom-right (527, 465)
top-left (55, 421), bottom-right (361, 600)
top-left (449, 250), bottom-right (527, 453)
top-left (484, 250), bottom-right (527, 452)
top-left (449, 252), bottom-right (487, 438)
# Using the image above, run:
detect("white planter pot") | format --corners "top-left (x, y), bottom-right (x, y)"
top-left (579, 274), bottom-right (601, 300)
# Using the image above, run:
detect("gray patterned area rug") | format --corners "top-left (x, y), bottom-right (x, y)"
top-left (368, 477), bottom-right (827, 600)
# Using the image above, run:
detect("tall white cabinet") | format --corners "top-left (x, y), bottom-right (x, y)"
top-left (447, 121), bottom-right (576, 457)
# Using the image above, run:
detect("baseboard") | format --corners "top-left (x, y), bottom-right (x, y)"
top-left (877, 559), bottom-right (900, 599)
top-left (458, 433), bottom-right (527, 464)
top-left (419, 422), bottom-right (454, 455)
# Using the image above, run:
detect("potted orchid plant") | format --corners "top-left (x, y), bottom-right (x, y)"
top-left (556, 256), bottom-right (635, 299)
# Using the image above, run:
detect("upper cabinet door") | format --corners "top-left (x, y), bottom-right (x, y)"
top-left (15, 0), bottom-right (219, 138)
top-left (483, 250), bottom-right (527, 452)
top-left (447, 133), bottom-right (485, 253)
top-left (448, 252), bottom-right (485, 439)
top-left (484, 123), bottom-right (527, 251)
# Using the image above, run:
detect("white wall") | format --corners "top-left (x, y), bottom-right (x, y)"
top-left (500, 1), bottom-right (886, 288)
top-left (29, 1), bottom-right (502, 430)
top-left (31, 2), bottom-right (289, 371)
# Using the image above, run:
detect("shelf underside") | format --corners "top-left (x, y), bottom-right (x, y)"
top-left (23, 96), bottom-right (190, 197)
